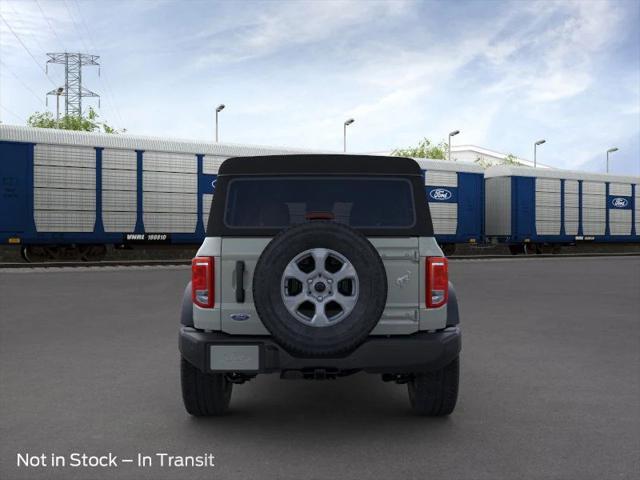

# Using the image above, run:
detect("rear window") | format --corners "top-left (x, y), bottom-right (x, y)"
top-left (224, 176), bottom-right (416, 229)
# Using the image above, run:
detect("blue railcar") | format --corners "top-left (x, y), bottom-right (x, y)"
top-left (414, 158), bottom-right (485, 255)
top-left (1, 125), bottom-right (486, 261)
top-left (484, 165), bottom-right (640, 254)
top-left (0, 125), bottom-right (307, 261)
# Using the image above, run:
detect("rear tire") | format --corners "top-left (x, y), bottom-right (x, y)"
top-left (408, 357), bottom-right (459, 416)
top-left (181, 357), bottom-right (232, 416)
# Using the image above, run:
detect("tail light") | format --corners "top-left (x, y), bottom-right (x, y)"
top-left (192, 257), bottom-right (214, 308)
top-left (426, 257), bottom-right (448, 308)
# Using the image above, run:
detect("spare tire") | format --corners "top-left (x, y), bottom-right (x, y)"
top-left (253, 222), bottom-right (387, 357)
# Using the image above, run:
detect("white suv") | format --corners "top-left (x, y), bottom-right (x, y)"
top-left (179, 155), bottom-right (461, 416)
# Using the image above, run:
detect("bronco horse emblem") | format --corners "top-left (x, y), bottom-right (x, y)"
top-left (396, 271), bottom-right (412, 288)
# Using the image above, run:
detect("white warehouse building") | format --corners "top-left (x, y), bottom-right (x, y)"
top-left (369, 145), bottom-right (553, 169)
top-left (450, 145), bottom-right (552, 169)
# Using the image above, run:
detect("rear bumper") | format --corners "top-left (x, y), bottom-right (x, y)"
top-left (179, 326), bottom-right (461, 375)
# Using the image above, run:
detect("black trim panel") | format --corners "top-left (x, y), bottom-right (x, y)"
top-left (235, 261), bottom-right (245, 303)
top-left (180, 282), bottom-right (193, 327)
top-left (446, 281), bottom-right (459, 326)
top-left (179, 326), bottom-right (461, 374)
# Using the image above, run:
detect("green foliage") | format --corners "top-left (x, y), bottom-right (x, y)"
top-left (392, 138), bottom-right (449, 160)
top-left (474, 153), bottom-right (523, 168)
top-left (503, 153), bottom-right (521, 165)
top-left (27, 107), bottom-right (125, 134)
top-left (474, 156), bottom-right (491, 168)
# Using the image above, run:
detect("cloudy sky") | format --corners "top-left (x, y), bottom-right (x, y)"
top-left (1, 0), bottom-right (638, 174)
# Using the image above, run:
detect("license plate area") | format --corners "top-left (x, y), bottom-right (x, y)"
top-left (209, 345), bottom-right (260, 372)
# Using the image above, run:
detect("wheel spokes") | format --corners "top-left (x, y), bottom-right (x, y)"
top-left (281, 248), bottom-right (359, 328)
top-left (311, 248), bottom-right (329, 273)
top-left (333, 292), bottom-right (357, 312)
top-left (282, 291), bottom-right (308, 311)
top-left (283, 262), bottom-right (307, 283)
top-left (310, 304), bottom-right (331, 327)
top-left (333, 262), bottom-right (357, 282)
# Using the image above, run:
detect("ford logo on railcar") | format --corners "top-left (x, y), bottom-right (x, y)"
top-left (429, 188), bottom-right (452, 201)
top-left (612, 197), bottom-right (628, 208)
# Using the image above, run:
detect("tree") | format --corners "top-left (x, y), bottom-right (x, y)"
top-left (27, 107), bottom-right (125, 134)
top-left (474, 153), bottom-right (522, 168)
top-left (473, 157), bottom-right (489, 168)
top-left (502, 153), bottom-right (521, 165)
top-left (392, 138), bottom-right (449, 160)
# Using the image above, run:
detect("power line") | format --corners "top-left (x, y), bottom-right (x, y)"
top-left (71, 0), bottom-right (125, 126)
top-left (34, 0), bottom-right (67, 51)
top-left (0, 104), bottom-right (23, 123)
top-left (99, 77), bottom-right (125, 126)
top-left (8, 3), bottom-right (50, 59)
top-left (33, 0), bottom-right (103, 121)
top-left (0, 13), bottom-right (57, 87)
top-left (62, 0), bottom-right (90, 52)
top-left (71, 0), bottom-right (94, 50)
top-left (5, 0), bottom-right (64, 85)
top-left (0, 59), bottom-right (46, 106)
top-left (46, 53), bottom-right (100, 117)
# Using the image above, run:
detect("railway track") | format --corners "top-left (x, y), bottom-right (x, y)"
top-left (0, 259), bottom-right (192, 269)
top-left (1, 252), bottom-right (639, 269)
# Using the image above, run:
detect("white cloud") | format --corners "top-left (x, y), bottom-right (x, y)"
top-left (192, 0), bottom-right (636, 162)
top-left (188, 0), bottom-right (411, 69)
top-left (483, 0), bottom-right (623, 103)
top-left (1, 0), bottom-right (637, 174)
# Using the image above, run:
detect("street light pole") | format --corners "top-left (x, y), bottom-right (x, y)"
top-left (606, 147), bottom-right (618, 173)
top-left (448, 130), bottom-right (460, 161)
top-left (343, 118), bottom-right (354, 153)
top-left (56, 87), bottom-right (64, 121)
top-left (215, 104), bottom-right (225, 142)
top-left (534, 139), bottom-right (546, 168)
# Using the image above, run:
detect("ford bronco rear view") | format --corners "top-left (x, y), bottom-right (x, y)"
top-left (179, 155), bottom-right (461, 416)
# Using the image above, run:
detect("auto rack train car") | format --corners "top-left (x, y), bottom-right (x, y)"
top-left (2, 124), bottom-right (637, 261)
top-left (414, 158), bottom-right (484, 255)
top-left (0, 125), bottom-right (311, 261)
top-left (1, 125), bottom-right (485, 261)
top-left (484, 165), bottom-right (639, 254)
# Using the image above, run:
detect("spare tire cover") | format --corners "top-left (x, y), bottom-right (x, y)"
top-left (253, 221), bottom-right (387, 357)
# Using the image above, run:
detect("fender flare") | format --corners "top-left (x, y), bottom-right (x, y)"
top-left (446, 281), bottom-right (459, 326)
top-left (180, 281), bottom-right (194, 327)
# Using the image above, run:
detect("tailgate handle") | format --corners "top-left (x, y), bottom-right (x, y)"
top-left (235, 261), bottom-right (245, 303)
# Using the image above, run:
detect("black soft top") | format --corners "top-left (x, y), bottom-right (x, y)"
top-left (218, 154), bottom-right (422, 176)
top-left (208, 154), bottom-right (432, 237)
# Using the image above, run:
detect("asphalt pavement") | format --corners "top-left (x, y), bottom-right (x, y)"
top-left (1, 257), bottom-right (639, 480)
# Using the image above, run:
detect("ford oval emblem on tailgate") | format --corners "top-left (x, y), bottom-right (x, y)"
top-left (230, 313), bottom-right (251, 321)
